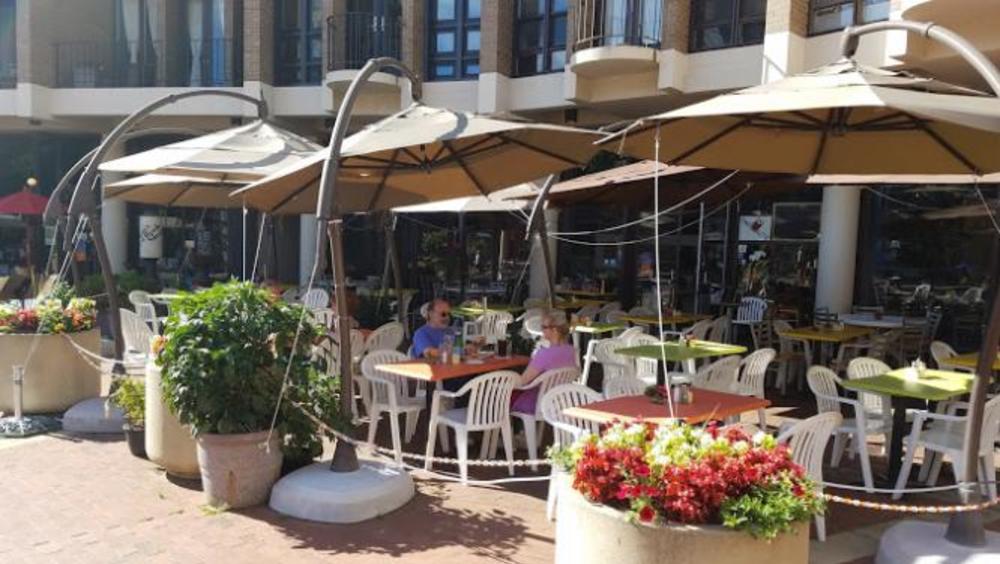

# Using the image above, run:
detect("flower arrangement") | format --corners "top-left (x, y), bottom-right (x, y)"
top-left (552, 420), bottom-right (824, 540)
top-left (0, 297), bottom-right (97, 334)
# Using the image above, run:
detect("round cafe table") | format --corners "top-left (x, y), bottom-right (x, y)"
top-left (838, 313), bottom-right (925, 330)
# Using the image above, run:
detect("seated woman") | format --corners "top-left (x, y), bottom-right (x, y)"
top-left (511, 312), bottom-right (576, 414)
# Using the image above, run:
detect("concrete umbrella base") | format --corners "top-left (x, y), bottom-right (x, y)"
top-left (62, 397), bottom-right (125, 434)
top-left (269, 459), bottom-right (415, 523)
top-left (876, 521), bottom-right (1000, 563)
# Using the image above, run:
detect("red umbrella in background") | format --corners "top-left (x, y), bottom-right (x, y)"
top-left (0, 179), bottom-right (49, 293)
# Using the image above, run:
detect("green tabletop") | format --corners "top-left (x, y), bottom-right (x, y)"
top-left (572, 322), bottom-right (624, 335)
top-left (840, 368), bottom-right (974, 402)
top-left (615, 340), bottom-right (747, 362)
top-left (453, 304), bottom-right (523, 318)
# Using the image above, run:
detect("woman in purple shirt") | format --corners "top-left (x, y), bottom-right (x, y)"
top-left (511, 313), bottom-right (576, 414)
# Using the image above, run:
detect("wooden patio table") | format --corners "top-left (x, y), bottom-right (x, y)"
top-left (776, 325), bottom-right (873, 366)
top-left (562, 389), bottom-right (770, 426)
top-left (947, 352), bottom-right (1000, 372)
top-left (619, 312), bottom-right (711, 327)
top-left (841, 368), bottom-right (973, 486)
top-left (556, 289), bottom-right (616, 300)
top-left (452, 303), bottom-right (524, 318)
top-left (375, 354), bottom-right (531, 410)
top-left (616, 340), bottom-right (747, 377)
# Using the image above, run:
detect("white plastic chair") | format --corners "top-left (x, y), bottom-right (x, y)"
top-left (733, 297), bottom-right (768, 335)
top-left (593, 337), bottom-right (634, 384)
top-left (300, 288), bottom-right (329, 311)
top-left (119, 308), bottom-right (154, 362)
top-left (364, 321), bottom-right (405, 354)
top-left (575, 304), bottom-right (600, 321)
top-left (511, 366), bottom-right (581, 470)
top-left (846, 357), bottom-right (893, 433)
top-left (281, 287), bottom-right (299, 302)
top-left (361, 350), bottom-right (425, 464)
top-left (892, 394), bottom-right (1000, 501)
top-left (597, 302), bottom-right (621, 322)
top-left (777, 412), bottom-right (843, 542)
top-left (707, 315), bottom-right (730, 343)
top-left (807, 366), bottom-right (882, 493)
top-left (627, 306), bottom-right (655, 316)
top-left (772, 319), bottom-right (806, 393)
top-left (523, 315), bottom-right (544, 343)
top-left (930, 340), bottom-right (972, 373)
top-left (424, 370), bottom-right (517, 484)
top-left (310, 308), bottom-right (335, 329)
top-left (128, 290), bottom-right (159, 333)
top-left (628, 333), bottom-right (660, 386)
top-left (603, 373), bottom-right (646, 399)
top-left (464, 311), bottom-right (514, 346)
top-left (736, 348), bottom-right (775, 428)
top-left (541, 383), bottom-right (603, 521)
top-left (315, 329), bottom-right (368, 419)
top-left (691, 355), bottom-right (740, 393)
top-left (617, 326), bottom-right (645, 343)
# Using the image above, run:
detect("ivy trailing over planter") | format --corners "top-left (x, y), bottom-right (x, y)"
top-left (157, 281), bottom-right (348, 462)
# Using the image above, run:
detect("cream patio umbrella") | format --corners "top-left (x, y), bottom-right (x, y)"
top-left (231, 102), bottom-right (604, 214)
top-left (104, 174), bottom-right (247, 208)
top-left (600, 21), bottom-right (1000, 550)
top-left (99, 120), bottom-right (322, 181)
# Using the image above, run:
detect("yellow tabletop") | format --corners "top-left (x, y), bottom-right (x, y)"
top-left (551, 299), bottom-right (607, 310)
top-left (620, 313), bottom-right (711, 327)
top-left (571, 322), bottom-right (624, 335)
top-left (557, 289), bottom-right (616, 299)
top-left (948, 352), bottom-right (1000, 371)
top-left (841, 368), bottom-right (973, 402)
top-left (777, 325), bottom-right (872, 343)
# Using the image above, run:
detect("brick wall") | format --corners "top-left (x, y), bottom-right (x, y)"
top-left (765, 0), bottom-right (809, 36)
top-left (243, 0), bottom-right (274, 84)
top-left (401, 0), bottom-right (427, 80)
top-left (480, 0), bottom-right (513, 75)
top-left (663, 0), bottom-right (691, 53)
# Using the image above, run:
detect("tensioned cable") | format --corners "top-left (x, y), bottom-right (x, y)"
top-left (863, 186), bottom-right (935, 210)
top-left (175, 207), bottom-right (210, 278)
top-left (974, 180), bottom-right (1000, 235)
top-left (551, 169), bottom-right (740, 236)
top-left (250, 213), bottom-right (269, 282)
top-left (652, 124), bottom-right (676, 419)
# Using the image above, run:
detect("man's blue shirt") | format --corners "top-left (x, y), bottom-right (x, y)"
top-left (411, 324), bottom-right (454, 358)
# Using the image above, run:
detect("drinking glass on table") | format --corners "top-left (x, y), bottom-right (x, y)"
top-left (497, 337), bottom-right (509, 358)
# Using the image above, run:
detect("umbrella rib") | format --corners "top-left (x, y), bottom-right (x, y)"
top-left (366, 149), bottom-right (402, 212)
top-left (672, 117), bottom-right (753, 164)
top-left (850, 111), bottom-right (913, 129)
top-left (429, 137), bottom-right (508, 169)
top-left (269, 169), bottom-right (323, 214)
top-left (912, 118), bottom-right (982, 174)
top-left (165, 186), bottom-right (189, 207)
top-left (752, 115), bottom-right (821, 130)
top-left (809, 109), bottom-right (834, 175)
top-left (430, 136), bottom-right (499, 164)
top-left (494, 134), bottom-right (586, 166)
top-left (442, 140), bottom-right (490, 198)
top-left (790, 111), bottom-right (826, 127)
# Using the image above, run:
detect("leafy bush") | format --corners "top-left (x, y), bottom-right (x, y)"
top-left (111, 378), bottom-right (145, 427)
top-left (157, 281), bottom-right (346, 460)
top-left (552, 421), bottom-right (823, 540)
top-left (0, 297), bottom-right (97, 334)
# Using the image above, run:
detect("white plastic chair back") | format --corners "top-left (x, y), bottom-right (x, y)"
top-left (707, 315), bottom-right (730, 343)
top-left (310, 308), bottom-right (335, 329)
top-left (603, 374), bottom-right (646, 399)
top-left (541, 383), bottom-right (603, 446)
top-left (628, 306), bottom-right (655, 316)
top-left (807, 366), bottom-right (845, 416)
top-left (604, 310), bottom-right (627, 325)
top-left (576, 304), bottom-right (600, 321)
top-left (847, 357), bottom-right (891, 419)
top-left (364, 321), bottom-right (405, 353)
top-left (360, 350), bottom-right (411, 406)
top-left (618, 326), bottom-right (645, 343)
top-left (738, 348), bottom-right (775, 398)
top-left (930, 341), bottom-right (962, 371)
top-left (736, 297), bottom-right (768, 323)
top-left (685, 319), bottom-right (712, 341)
top-left (629, 333), bottom-right (660, 385)
top-left (979, 395), bottom-right (1000, 457)
top-left (478, 311), bottom-right (514, 345)
top-left (778, 412), bottom-right (842, 483)
top-left (529, 367), bottom-right (581, 416)
top-left (597, 302), bottom-right (621, 321)
top-left (463, 370), bottom-right (516, 430)
top-left (281, 288), bottom-right (299, 302)
top-left (321, 329), bottom-right (366, 375)
top-left (419, 301), bottom-right (431, 320)
top-left (594, 337), bottom-right (630, 370)
top-left (301, 288), bottom-right (329, 311)
top-left (120, 308), bottom-right (154, 357)
top-left (692, 355), bottom-right (740, 392)
top-left (523, 315), bottom-right (544, 341)
top-left (128, 290), bottom-right (153, 309)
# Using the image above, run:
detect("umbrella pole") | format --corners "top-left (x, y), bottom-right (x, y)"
top-left (87, 210), bottom-right (125, 361)
top-left (694, 202), bottom-right (705, 314)
top-left (327, 218), bottom-right (359, 473)
top-left (525, 175), bottom-right (559, 309)
top-left (458, 213), bottom-right (467, 302)
top-left (386, 214), bottom-right (405, 326)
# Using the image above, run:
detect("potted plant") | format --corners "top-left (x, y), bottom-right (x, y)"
top-left (111, 377), bottom-right (146, 458)
top-left (550, 421), bottom-right (822, 564)
top-left (158, 281), bottom-right (341, 508)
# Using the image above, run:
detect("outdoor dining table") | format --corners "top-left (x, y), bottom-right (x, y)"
top-left (947, 352), bottom-right (1000, 372)
top-left (556, 289), bottom-right (616, 300)
top-left (562, 388), bottom-right (770, 426)
top-left (841, 368), bottom-right (973, 487)
top-left (452, 303), bottom-right (524, 318)
top-left (615, 340), bottom-right (748, 380)
top-left (619, 312), bottom-right (711, 328)
top-left (550, 299), bottom-right (607, 310)
top-left (838, 312), bottom-right (925, 330)
top-left (776, 325), bottom-right (873, 366)
top-left (375, 354), bottom-right (531, 410)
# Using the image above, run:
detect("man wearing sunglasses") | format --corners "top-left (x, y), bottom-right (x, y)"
top-left (411, 298), bottom-right (455, 360)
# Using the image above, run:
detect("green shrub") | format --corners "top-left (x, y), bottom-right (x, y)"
top-left (111, 378), bottom-right (145, 427)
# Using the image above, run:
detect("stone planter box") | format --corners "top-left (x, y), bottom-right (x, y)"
top-left (555, 476), bottom-right (809, 564)
top-left (197, 431), bottom-right (282, 509)
top-left (144, 363), bottom-right (200, 479)
top-left (0, 329), bottom-right (101, 413)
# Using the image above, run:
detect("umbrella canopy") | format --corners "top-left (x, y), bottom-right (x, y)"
top-left (232, 103), bottom-right (604, 214)
top-left (98, 120), bottom-right (322, 181)
top-left (0, 190), bottom-right (49, 216)
top-left (393, 194), bottom-right (529, 214)
top-left (602, 59), bottom-right (1000, 175)
top-left (104, 174), bottom-right (247, 208)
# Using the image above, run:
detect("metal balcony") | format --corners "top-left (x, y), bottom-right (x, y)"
top-left (326, 12), bottom-right (402, 71)
top-left (571, 0), bottom-right (662, 78)
top-left (54, 40), bottom-right (160, 88)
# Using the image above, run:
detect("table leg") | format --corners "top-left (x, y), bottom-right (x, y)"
top-left (426, 381), bottom-right (436, 412)
top-left (581, 339), bottom-right (598, 388)
top-left (887, 396), bottom-right (912, 487)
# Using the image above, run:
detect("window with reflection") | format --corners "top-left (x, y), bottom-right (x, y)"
top-left (515, 0), bottom-right (567, 76)
top-left (275, 0), bottom-right (323, 85)
top-left (428, 0), bottom-right (480, 80)
top-left (689, 0), bottom-right (766, 53)
top-left (809, 0), bottom-right (890, 35)
top-left (0, 0), bottom-right (14, 88)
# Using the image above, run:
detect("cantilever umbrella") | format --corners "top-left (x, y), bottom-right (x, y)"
top-left (99, 120), bottom-right (322, 182)
top-left (231, 103), bottom-right (604, 214)
top-left (603, 59), bottom-right (1000, 175)
top-left (104, 174), bottom-right (247, 208)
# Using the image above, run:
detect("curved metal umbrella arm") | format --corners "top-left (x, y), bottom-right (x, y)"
top-left (840, 20), bottom-right (1000, 97)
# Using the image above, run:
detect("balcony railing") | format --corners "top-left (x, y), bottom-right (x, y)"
top-left (0, 61), bottom-right (14, 88)
top-left (326, 12), bottom-right (402, 71)
top-left (54, 40), bottom-right (160, 88)
top-left (181, 37), bottom-right (242, 87)
top-left (574, 0), bottom-right (662, 51)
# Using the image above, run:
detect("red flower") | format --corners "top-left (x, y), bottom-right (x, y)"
top-left (638, 505), bottom-right (656, 523)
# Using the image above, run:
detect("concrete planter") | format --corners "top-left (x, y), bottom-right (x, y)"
top-left (0, 329), bottom-right (101, 413)
top-left (144, 363), bottom-right (200, 479)
top-left (197, 431), bottom-right (282, 509)
top-left (555, 476), bottom-right (809, 564)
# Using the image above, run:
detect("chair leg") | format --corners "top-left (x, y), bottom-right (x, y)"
top-left (366, 408), bottom-right (380, 448)
top-left (546, 468), bottom-right (560, 522)
top-left (478, 430), bottom-right (493, 460)
top-left (501, 422), bottom-right (515, 476)
top-left (389, 411), bottom-right (403, 465)
top-left (831, 432), bottom-right (847, 467)
top-left (892, 441), bottom-right (917, 500)
top-left (983, 455), bottom-right (997, 501)
top-left (928, 452), bottom-right (945, 486)
top-left (423, 418), bottom-right (438, 471)
top-left (857, 432), bottom-right (875, 494)
top-left (777, 363), bottom-right (787, 395)
top-left (918, 451), bottom-right (936, 483)
top-left (438, 423), bottom-right (450, 454)
top-left (523, 418), bottom-right (539, 472)
top-left (456, 429), bottom-right (469, 485)
top-left (488, 428), bottom-right (500, 458)
top-left (756, 408), bottom-right (767, 430)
